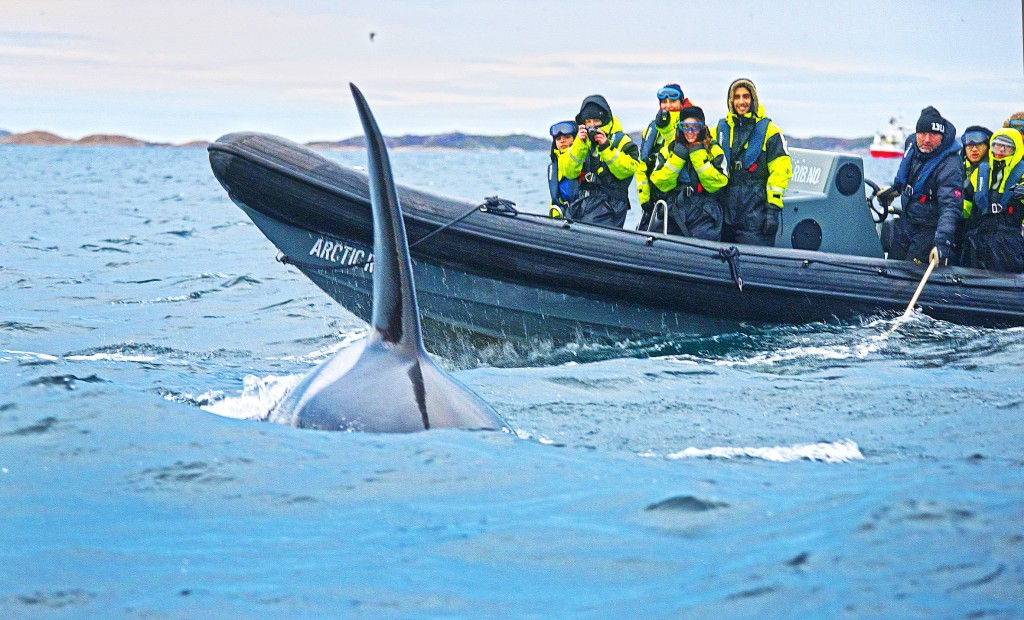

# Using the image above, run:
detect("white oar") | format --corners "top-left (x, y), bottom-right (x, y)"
top-left (880, 251), bottom-right (940, 339)
top-left (901, 251), bottom-right (939, 318)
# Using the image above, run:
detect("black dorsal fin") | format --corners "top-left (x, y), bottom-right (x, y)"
top-left (350, 83), bottom-right (424, 353)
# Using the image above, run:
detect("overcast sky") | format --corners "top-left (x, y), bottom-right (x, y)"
top-left (3, 0), bottom-right (1022, 143)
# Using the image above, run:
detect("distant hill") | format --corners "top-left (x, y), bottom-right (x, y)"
top-left (0, 131), bottom-right (195, 147)
top-left (309, 132), bottom-right (551, 151)
top-left (76, 134), bottom-right (150, 147)
top-left (1, 131), bottom-right (75, 146)
top-left (0, 129), bottom-right (874, 152)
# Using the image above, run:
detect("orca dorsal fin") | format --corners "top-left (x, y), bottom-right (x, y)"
top-left (350, 83), bottom-right (424, 354)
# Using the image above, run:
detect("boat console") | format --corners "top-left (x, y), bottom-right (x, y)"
top-left (780, 148), bottom-right (883, 258)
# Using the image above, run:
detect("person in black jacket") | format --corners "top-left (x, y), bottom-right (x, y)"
top-left (876, 106), bottom-right (965, 265)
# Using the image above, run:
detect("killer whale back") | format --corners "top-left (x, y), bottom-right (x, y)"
top-left (267, 84), bottom-right (509, 433)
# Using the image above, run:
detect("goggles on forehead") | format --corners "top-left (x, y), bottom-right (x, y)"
top-left (657, 86), bottom-right (682, 101)
top-left (1009, 119), bottom-right (1024, 130)
top-left (961, 131), bottom-right (990, 146)
top-left (678, 121), bottom-right (704, 133)
top-left (549, 121), bottom-right (577, 138)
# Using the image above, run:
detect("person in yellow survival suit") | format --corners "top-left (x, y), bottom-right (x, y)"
top-left (547, 120), bottom-right (580, 218)
top-left (960, 128), bottom-right (1024, 272)
top-left (648, 105), bottom-right (728, 240)
top-left (711, 78), bottom-right (792, 246)
top-left (636, 83), bottom-right (694, 230)
top-left (562, 94), bottom-right (644, 228)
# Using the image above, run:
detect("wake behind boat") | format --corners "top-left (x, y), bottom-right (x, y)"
top-left (208, 132), bottom-right (1024, 346)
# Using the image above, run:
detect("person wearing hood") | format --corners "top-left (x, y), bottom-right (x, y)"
top-left (876, 106), bottom-right (965, 265)
top-left (648, 105), bottom-right (728, 240)
top-left (711, 78), bottom-right (792, 246)
top-left (546, 120), bottom-right (580, 218)
top-left (563, 94), bottom-right (644, 228)
top-left (960, 128), bottom-right (1024, 272)
top-left (954, 125), bottom-right (992, 262)
top-left (636, 83), bottom-right (694, 229)
top-left (961, 126), bottom-right (992, 175)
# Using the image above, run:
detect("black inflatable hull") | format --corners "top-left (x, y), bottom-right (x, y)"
top-left (208, 133), bottom-right (1024, 343)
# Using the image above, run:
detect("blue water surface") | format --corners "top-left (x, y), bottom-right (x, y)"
top-left (1, 144), bottom-right (1022, 619)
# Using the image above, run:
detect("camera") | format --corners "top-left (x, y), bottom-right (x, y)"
top-left (586, 127), bottom-right (600, 142)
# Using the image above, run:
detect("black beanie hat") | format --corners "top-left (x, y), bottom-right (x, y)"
top-left (916, 106), bottom-right (947, 135)
top-left (678, 105), bottom-right (706, 125)
top-left (578, 101), bottom-right (608, 125)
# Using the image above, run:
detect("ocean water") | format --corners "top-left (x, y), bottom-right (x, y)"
top-left (1, 144), bottom-right (1023, 618)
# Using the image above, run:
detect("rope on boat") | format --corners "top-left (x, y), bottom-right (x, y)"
top-left (409, 196), bottom-right (518, 250)
top-left (718, 246), bottom-right (745, 291)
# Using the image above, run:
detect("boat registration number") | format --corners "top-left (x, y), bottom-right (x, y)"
top-left (791, 164), bottom-right (822, 185)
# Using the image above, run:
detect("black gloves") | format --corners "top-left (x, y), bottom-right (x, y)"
top-left (930, 243), bottom-right (950, 266)
top-left (1009, 183), bottom-right (1024, 203)
top-left (763, 208), bottom-right (780, 238)
top-left (670, 139), bottom-right (689, 159)
top-left (655, 110), bottom-right (672, 129)
top-left (670, 139), bottom-right (705, 159)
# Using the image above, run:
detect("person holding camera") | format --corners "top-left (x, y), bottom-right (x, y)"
top-left (636, 83), bottom-right (693, 229)
top-left (711, 78), bottom-right (792, 246)
top-left (959, 128), bottom-right (1024, 272)
top-left (875, 106), bottom-right (964, 266)
top-left (546, 120), bottom-right (580, 218)
top-left (648, 105), bottom-right (728, 240)
top-left (562, 95), bottom-right (644, 227)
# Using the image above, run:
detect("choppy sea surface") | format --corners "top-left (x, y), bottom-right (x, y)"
top-left (1, 144), bottom-right (1022, 618)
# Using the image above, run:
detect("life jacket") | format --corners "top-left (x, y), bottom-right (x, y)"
top-left (894, 140), bottom-right (961, 203)
top-left (973, 159), bottom-right (1024, 220)
top-left (582, 130), bottom-right (630, 188)
top-left (639, 120), bottom-right (661, 163)
top-left (548, 161), bottom-right (579, 207)
top-left (716, 117), bottom-right (770, 171)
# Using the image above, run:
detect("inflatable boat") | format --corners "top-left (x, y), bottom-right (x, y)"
top-left (208, 132), bottom-right (1024, 345)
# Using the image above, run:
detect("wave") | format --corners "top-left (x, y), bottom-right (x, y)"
top-left (645, 439), bottom-right (864, 464)
top-left (197, 374), bottom-right (302, 420)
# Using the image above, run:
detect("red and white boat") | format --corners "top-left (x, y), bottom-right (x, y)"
top-left (870, 116), bottom-right (907, 159)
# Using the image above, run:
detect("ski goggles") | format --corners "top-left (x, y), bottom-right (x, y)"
top-left (678, 121), bottom-right (704, 133)
top-left (961, 131), bottom-right (990, 146)
top-left (657, 86), bottom-right (682, 101)
top-left (549, 121), bottom-right (577, 137)
top-left (1009, 119), bottom-right (1024, 131)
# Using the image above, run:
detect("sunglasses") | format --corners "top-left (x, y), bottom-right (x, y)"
top-left (678, 121), bottom-right (704, 133)
top-left (549, 121), bottom-right (577, 138)
top-left (657, 87), bottom-right (682, 101)
top-left (961, 131), bottom-right (990, 146)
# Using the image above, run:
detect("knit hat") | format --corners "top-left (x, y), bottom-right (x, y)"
top-left (915, 106), bottom-right (947, 135)
top-left (992, 133), bottom-right (1016, 148)
top-left (658, 83), bottom-right (684, 100)
top-left (678, 105), bottom-right (706, 125)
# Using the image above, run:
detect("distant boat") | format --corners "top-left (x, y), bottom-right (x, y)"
top-left (870, 116), bottom-right (907, 159)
